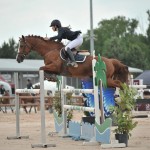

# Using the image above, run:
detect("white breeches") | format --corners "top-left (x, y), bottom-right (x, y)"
top-left (65, 34), bottom-right (83, 51)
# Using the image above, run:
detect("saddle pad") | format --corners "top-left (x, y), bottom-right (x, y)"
top-left (60, 49), bottom-right (86, 63)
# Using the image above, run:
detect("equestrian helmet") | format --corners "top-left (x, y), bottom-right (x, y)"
top-left (50, 19), bottom-right (61, 28)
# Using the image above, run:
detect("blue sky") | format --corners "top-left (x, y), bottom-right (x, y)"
top-left (0, 0), bottom-right (150, 45)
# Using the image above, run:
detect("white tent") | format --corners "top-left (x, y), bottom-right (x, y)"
top-left (128, 67), bottom-right (143, 73)
top-left (0, 81), bottom-right (12, 95)
top-left (32, 80), bottom-right (57, 96)
top-left (33, 80), bottom-right (74, 96)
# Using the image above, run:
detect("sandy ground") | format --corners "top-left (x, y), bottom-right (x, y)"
top-left (0, 109), bottom-right (150, 150)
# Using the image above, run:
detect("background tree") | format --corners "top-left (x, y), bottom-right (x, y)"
top-left (0, 38), bottom-right (42, 59)
top-left (146, 10), bottom-right (150, 44)
top-left (0, 38), bottom-right (17, 58)
top-left (81, 14), bottom-right (150, 70)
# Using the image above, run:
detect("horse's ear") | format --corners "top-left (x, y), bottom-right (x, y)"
top-left (22, 35), bottom-right (25, 40)
top-left (125, 65), bottom-right (129, 72)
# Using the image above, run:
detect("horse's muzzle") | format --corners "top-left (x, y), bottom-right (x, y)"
top-left (16, 54), bottom-right (24, 63)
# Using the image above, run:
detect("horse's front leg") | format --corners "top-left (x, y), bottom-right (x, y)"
top-left (29, 106), bottom-right (32, 113)
top-left (39, 63), bottom-right (60, 73)
top-left (39, 64), bottom-right (60, 82)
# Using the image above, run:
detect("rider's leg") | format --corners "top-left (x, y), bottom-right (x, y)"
top-left (66, 47), bottom-right (78, 67)
top-left (65, 35), bottom-right (83, 67)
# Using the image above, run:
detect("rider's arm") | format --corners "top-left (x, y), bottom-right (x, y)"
top-left (50, 28), bottom-right (64, 42)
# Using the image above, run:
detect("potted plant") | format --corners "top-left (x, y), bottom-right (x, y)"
top-left (112, 83), bottom-right (138, 147)
top-left (53, 91), bottom-right (73, 125)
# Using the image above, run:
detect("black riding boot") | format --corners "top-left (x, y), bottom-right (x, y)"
top-left (66, 48), bottom-right (78, 67)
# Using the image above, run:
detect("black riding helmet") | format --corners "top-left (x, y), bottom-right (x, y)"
top-left (50, 19), bottom-right (61, 28)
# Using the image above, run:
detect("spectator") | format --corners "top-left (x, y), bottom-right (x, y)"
top-left (26, 79), bottom-right (33, 89)
top-left (0, 84), bottom-right (6, 95)
top-left (47, 90), bottom-right (52, 96)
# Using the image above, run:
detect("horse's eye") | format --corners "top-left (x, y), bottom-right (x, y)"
top-left (20, 45), bottom-right (23, 48)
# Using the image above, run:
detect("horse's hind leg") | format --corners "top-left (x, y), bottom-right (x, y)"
top-left (29, 106), bottom-right (32, 113)
top-left (23, 106), bottom-right (28, 114)
top-left (34, 106), bottom-right (37, 113)
top-left (0, 107), bottom-right (5, 113)
top-left (10, 106), bottom-right (14, 113)
top-left (5, 107), bottom-right (7, 113)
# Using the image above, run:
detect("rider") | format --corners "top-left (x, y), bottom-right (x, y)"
top-left (48, 19), bottom-right (83, 68)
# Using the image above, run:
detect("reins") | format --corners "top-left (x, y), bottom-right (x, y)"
top-left (17, 38), bottom-right (42, 56)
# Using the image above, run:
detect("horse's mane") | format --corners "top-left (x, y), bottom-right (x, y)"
top-left (25, 35), bottom-right (45, 41)
top-left (25, 35), bottom-right (64, 47)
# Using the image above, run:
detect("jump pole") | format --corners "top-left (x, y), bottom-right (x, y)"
top-left (60, 76), bottom-right (99, 137)
top-left (63, 105), bottom-right (95, 112)
top-left (7, 72), bottom-right (29, 140)
top-left (61, 76), bottom-right (68, 136)
top-left (62, 89), bottom-right (94, 94)
top-left (61, 54), bottom-right (101, 139)
top-left (31, 70), bottom-right (56, 148)
top-left (92, 58), bottom-right (101, 125)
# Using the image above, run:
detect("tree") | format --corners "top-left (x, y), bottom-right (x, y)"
top-left (146, 10), bottom-right (150, 43)
top-left (81, 14), bottom-right (150, 69)
top-left (0, 38), bottom-right (18, 58)
top-left (126, 43), bottom-right (148, 69)
top-left (102, 37), bottom-right (127, 62)
top-left (0, 38), bottom-right (42, 59)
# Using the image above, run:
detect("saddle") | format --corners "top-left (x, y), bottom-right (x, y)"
top-left (60, 48), bottom-right (90, 63)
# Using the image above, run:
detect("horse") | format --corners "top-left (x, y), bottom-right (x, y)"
top-left (19, 93), bottom-right (38, 114)
top-left (16, 35), bottom-right (129, 88)
top-left (0, 91), bottom-right (14, 113)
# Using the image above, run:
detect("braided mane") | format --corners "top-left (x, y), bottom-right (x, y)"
top-left (26, 35), bottom-right (45, 41)
top-left (25, 35), bottom-right (64, 46)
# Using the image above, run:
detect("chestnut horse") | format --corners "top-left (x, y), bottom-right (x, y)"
top-left (16, 35), bottom-right (129, 88)
top-left (19, 93), bottom-right (38, 114)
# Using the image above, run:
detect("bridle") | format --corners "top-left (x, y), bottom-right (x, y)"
top-left (17, 39), bottom-right (32, 58)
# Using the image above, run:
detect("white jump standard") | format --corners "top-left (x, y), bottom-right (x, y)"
top-left (7, 72), bottom-right (29, 140)
top-left (7, 71), bottom-right (56, 148)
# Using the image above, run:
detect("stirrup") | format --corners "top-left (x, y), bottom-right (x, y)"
top-left (67, 62), bottom-right (78, 68)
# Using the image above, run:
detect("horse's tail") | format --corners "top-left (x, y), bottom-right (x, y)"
top-left (111, 59), bottom-right (128, 71)
top-left (111, 59), bottom-right (129, 84)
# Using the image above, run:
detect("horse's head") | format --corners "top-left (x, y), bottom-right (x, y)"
top-left (16, 35), bottom-right (32, 63)
top-left (16, 35), bottom-right (64, 63)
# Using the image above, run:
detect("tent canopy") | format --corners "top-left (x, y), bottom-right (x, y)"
top-left (135, 70), bottom-right (150, 85)
top-left (128, 67), bottom-right (143, 73)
